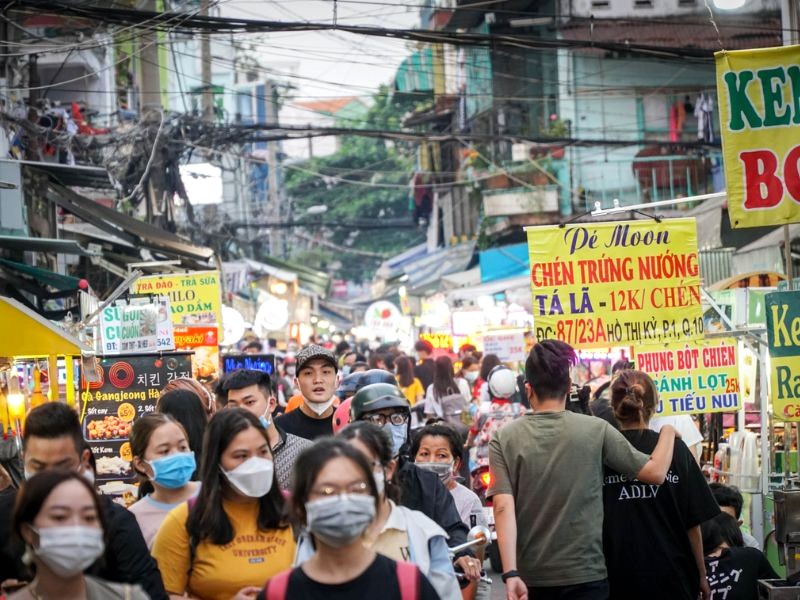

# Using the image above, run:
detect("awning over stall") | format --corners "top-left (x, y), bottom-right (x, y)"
top-left (0, 296), bottom-right (88, 357)
top-left (47, 182), bottom-right (215, 263)
top-left (0, 235), bottom-right (100, 256)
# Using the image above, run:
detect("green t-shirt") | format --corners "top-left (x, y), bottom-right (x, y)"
top-left (488, 410), bottom-right (650, 587)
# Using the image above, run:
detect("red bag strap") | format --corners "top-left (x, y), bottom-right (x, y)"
top-left (395, 561), bottom-right (419, 600)
top-left (264, 569), bottom-right (292, 600)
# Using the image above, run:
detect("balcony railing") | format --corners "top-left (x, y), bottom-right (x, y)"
top-left (576, 151), bottom-right (723, 210)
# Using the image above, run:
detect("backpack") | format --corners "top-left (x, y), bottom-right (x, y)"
top-left (436, 388), bottom-right (470, 435)
top-left (264, 560), bottom-right (420, 600)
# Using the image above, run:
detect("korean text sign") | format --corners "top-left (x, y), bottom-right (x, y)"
top-left (634, 339), bottom-right (740, 417)
top-left (80, 354), bottom-right (192, 500)
top-left (132, 271), bottom-right (222, 328)
top-left (716, 45), bottom-right (800, 228)
top-left (526, 219), bottom-right (703, 349)
top-left (766, 291), bottom-right (800, 420)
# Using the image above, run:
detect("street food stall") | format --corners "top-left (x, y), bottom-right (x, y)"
top-left (0, 296), bottom-right (89, 427)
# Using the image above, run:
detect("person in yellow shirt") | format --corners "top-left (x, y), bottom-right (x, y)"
top-left (395, 356), bottom-right (424, 406)
top-left (152, 408), bottom-right (295, 600)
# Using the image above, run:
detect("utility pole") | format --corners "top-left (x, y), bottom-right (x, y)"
top-left (782, 0), bottom-right (798, 287)
top-left (139, 0), bottom-right (161, 114)
top-left (265, 79), bottom-right (282, 258)
top-left (201, 0), bottom-right (214, 121)
top-left (138, 0), bottom-right (165, 224)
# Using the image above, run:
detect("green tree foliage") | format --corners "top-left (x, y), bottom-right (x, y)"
top-left (284, 85), bottom-right (428, 283)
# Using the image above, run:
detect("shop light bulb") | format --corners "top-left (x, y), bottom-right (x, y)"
top-left (318, 320), bottom-right (330, 329)
top-left (270, 281), bottom-right (288, 295)
top-left (7, 393), bottom-right (25, 419)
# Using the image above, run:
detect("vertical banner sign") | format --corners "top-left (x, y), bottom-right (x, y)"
top-left (527, 219), bottom-right (704, 349)
top-left (634, 339), bottom-right (740, 416)
top-left (132, 271), bottom-right (222, 381)
top-left (80, 353), bottom-right (192, 504)
top-left (765, 291), bottom-right (800, 420)
top-left (716, 45), bottom-right (800, 228)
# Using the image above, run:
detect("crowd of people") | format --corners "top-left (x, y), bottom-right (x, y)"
top-left (0, 338), bottom-right (782, 600)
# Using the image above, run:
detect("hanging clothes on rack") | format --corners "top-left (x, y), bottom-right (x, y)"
top-left (669, 100), bottom-right (686, 142)
top-left (694, 93), bottom-right (715, 143)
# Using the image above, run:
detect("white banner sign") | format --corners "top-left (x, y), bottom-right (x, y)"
top-left (482, 331), bottom-right (526, 362)
top-left (100, 297), bottom-right (174, 355)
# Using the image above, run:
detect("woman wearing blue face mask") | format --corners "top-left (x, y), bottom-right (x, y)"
top-left (129, 414), bottom-right (200, 548)
top-left (258, 437), bottom-right (438, 600)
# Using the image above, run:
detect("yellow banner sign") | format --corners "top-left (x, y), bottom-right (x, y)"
top-left (634, 339), bottom-right (740, 416)
top-left (766, 291), bottom-right (800, 420)
top-left (527, 219), bottom-right (703, 349)
top-left (132, 271), bottom-right (222, 328)
top-left (716, 45), bottom-right (800, 228)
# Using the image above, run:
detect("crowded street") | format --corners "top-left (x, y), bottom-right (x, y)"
top-left (1, 1), bottom-right (800, 599)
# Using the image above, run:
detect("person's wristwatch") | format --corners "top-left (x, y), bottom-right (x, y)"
top-left (501, 570), bottom-right (520, 583)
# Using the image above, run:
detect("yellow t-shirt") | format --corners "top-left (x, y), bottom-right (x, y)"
top-left (152, 499), bottom-right (295, 600)
top-left (398, 377), bottom-right (424, 406)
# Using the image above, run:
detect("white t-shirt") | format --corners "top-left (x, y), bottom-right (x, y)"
top-left (650, 415), bottom-right (703, 448)
top-left (449, 483), bottom-right (488, 529)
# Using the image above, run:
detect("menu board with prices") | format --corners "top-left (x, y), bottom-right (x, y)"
top-left (80, 353), bottom-right (192, 505)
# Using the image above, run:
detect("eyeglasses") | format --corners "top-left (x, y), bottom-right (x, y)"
top-left (310, 481), bottom-right (370, 497)
top-left (363, 412), bottom-right (409, 426)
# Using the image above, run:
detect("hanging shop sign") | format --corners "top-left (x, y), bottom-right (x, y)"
top-left (766, 291), bottom-right (800, 420)
top-left (716, 44), bottom-right (800, 228)
top-left (420, 332), bottom-right (455, 354)
top-left (482, 330), bottom-right (527, 363)
top-left (364, 301), bottom-right (403, 340)
top-left (133, 272), bottom-right (223, 382)
top-left (132, 271), bottom-right (222, 327)
top-left (80, 353), bottom-right (192, 505)
top-left (634, 338), bottom-right (740, 417)
top-left (221, 305), bottom-right (246, 347)
top-left (526, 219), bottom-right (703, 349)
top-left (99, 297), bottom-right (174, 355)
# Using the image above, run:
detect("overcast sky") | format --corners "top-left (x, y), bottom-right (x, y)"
top-left (220, 0), bottom-right (420, 103)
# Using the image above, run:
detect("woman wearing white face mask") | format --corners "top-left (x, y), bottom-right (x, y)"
top-left (11, 469), bottom-right (148, 600)
top-left (258, 438), bottom-right (438, 600)
top-left (129, 414), bottom-right (200, 548)
top-left (152, 408), bottom-right (294, 600)
top-left (340, 422), bottom-right (462, 600)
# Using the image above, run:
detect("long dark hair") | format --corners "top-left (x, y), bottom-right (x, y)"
top-left (290, 437), bottom-right (379, 524)
top-left (187, 408), bottom-right (287, 546)
top-left (130, 413), bottom-right (189, 499)
top-left (432, 355), bottom-right (459, 399)
top-left (13, 470), bottom-right (108, 574)
top-left (395, 355), bottom-right (415, 389)
top-left (479, 354), bottom-right (502, 382)
top-left (339, 422), bottom-right (401, 502)
top-left (157, 389), bottom-right (207, 472)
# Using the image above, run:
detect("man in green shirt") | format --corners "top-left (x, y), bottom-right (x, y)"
top-left (489, 340), bottom-right (677, 600)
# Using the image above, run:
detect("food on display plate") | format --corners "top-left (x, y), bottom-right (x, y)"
top-left (86, 416), bottom-right (132, 440)
top-left (96, 456), bottom-right (132, 477)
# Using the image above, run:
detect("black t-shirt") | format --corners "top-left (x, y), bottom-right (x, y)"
top-left (256, 554), bottom-right (440, 600)
top-left (602, 429), bottom-right (720, 600)
top-left (414, 359), bottom-right (435, 391)
top-left (705, 547), bottom-right (778, 600)
top-left (273, 408), bottom-right (333, 440)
